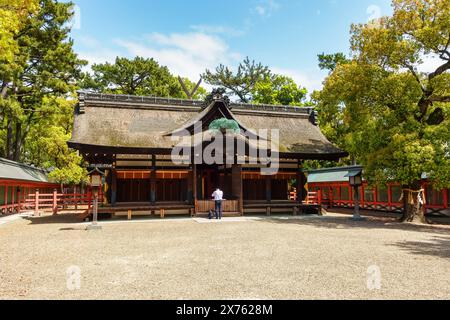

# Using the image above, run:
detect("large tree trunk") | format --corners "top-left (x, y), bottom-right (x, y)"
top-left (400, 181), bottom-right (429, 224)
top-left (13, 122), bottom-right (22, 162)
top-left (6, 118), bottom-right (14, 160)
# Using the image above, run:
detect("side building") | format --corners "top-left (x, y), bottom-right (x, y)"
top-left (0, 158), bottom-right (58, 215)
top-left (307, 166), bottom-right (450, 216)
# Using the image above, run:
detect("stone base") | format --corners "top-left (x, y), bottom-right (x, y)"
top-left (86, 224), bottom-right (102, 231)
top-left (351, 216), bottom-right (367, 221)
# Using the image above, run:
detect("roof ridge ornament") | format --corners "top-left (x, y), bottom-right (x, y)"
top-left (203, 88), bottom-right (231, 109)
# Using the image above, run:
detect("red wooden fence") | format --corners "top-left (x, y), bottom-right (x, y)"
top-left (20, 189), bottom-right (104, 216)
top-left (308, 181), bottom-right (449, 215)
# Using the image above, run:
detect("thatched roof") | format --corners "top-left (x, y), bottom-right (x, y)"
top-left (69, 92), bottom-right (347, 160)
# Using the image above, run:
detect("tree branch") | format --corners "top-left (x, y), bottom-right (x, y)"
top-left (430, 95), bottom-right (450, 103)
top-left (405, 64), bottom-right (426, 93)
top-left (429, 60), bottom-right (450, 81)
top-left (1, 82), bottom-right (8, 99)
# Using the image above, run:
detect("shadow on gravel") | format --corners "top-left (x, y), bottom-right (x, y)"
top-left (391, 236), bottom-right (450, 260)
top-left (23, 213), bottom-right (82, 225)
top-left (261, 214), bottom-right (450, 236)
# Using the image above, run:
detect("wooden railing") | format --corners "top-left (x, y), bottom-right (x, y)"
top-left (195, 200), bottom-right (240, 214)
top-left (22, 190), bottom-right (103, 216)
top-left (306, 191), bottom-right (320, 205)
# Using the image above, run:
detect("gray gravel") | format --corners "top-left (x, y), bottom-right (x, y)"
top-left (1, 213), bottom-right (449, 300)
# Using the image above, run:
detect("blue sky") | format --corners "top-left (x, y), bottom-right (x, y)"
top-left (68, 0), bottom-right (393, 92)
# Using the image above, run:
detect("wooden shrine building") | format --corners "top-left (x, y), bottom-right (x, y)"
top-left (68, 91), bottom-right (347, 218)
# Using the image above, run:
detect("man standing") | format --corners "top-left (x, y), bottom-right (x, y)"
top-left (212, 188), bottom-right (224, 220)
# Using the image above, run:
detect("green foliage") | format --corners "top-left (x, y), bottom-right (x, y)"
top-left (203, 57), bottom-right (310, 106)
top-left (81, 56), bottom-right (207, 99)
top-left (0, 0), bottom-right (38, 78)
top-left (318, 52), bottom-right (350, 73)
top-left (0, 0), bottom-right (87, 184)
top-left (316, 0), bottom-right (450, 191)
top-left (203, 57), bottom-right (272, 103)
top-left (253, 75), bottom-right (308, 106)
top-left (209, 118), bottom-right (240, 134)
top-left (26, 96), bottom-right (88, 185)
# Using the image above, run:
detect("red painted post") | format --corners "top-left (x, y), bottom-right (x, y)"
top-left (34, 189), bottom-right (39, 217)
top-left (329, 187), bottom-right (334, 208)
top-left (17, 187), bottom-right (21, 213)
top-left (349, 186), bottom-right (353, 207)
top-left (11, 185), bottom-right (15, 213)
top-left (443, 188), bottom-right (448, 210)
top-left (387, 184), bottom-right (392, 211)
top-left (52, 189), bottom-right (58, 215)
top-left (87, 190), bottom-right (92, 215)
top-left (318, 189), bottom-right (322, 205)
top-left (361, 185), bottom-right (365, 209)
top-left (4, 185), bottom-right (8, 214)
top-left (373, 187), bottom-right (378, 210)
top-left (338, 186), bottom-right (341, 207)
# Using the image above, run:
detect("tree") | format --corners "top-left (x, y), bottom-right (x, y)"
top-left (202, 57), bottom-right (272, 103)
top-left (26, 96), bottom-right (87, 186)
top-left (318, 52), bottom-right (350, 73)
top-left (316, 0), bottom-right (450, 223)
top-left (0, 0), bottom-right (85, 160)
top-left (80, 56), bottom-right (206, 99)
top-left (253, 75), bottom-right (308, 106)
top-left (0, 0), bottom-right (87, 184)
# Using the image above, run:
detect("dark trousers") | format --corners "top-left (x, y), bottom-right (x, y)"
top-left (215, 201), bottom-right (223, 219)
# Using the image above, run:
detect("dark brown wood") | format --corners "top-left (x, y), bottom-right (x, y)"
top-left (193, 164), bottom-right (198, 214)
top-left (231, 165), bottom-right (244, 215)
top-left (150, 155), bottom-right (156, 204)
top-left (265, 175), bottom-right (272, 204)
top-left (111, 168), bottom-right (117, 206)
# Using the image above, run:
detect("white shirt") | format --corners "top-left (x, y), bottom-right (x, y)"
top-left (212, 190), bottom-right (224, 201)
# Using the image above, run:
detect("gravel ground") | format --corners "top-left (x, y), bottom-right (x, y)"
top-left (0, 212), bottom-right (449, 300)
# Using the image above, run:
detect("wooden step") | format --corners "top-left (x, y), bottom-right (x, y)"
top-left (80, 209), bottom-right (91, 221)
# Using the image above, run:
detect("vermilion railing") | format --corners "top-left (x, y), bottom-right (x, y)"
top-left (21, 189), bottom-right (104, 216)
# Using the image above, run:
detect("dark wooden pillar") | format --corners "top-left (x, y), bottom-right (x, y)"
top-left (265, 175), bottom-right (272, 204)
top-left (111, 168), bottom-right (117, 206)
top-left (232, 165), bottom-right (243, 215)
top-left (150, 155), bottom-right (156, 204)
top-left (193, 164), bottom-right (198, 213)
top-left (187, 169), bottom-right (194, 205)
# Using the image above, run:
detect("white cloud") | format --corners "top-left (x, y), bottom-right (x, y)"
top-left (253, 0), bottom-right (280, 18)
top-left (113, 32), bottom-right (242, 82)
top-left (190, 25), bottom-right (245, 37)
top-left (418, 54), bottom-right (446, 74)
